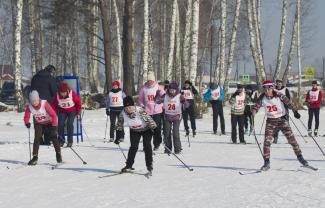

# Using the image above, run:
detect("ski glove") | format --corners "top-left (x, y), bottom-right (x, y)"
top-left (106, 108), bottom-right (110, 116)
top-left (25, 123), bottom-right (31, 129)
top-left (294, 111), bottom-right (301, 119)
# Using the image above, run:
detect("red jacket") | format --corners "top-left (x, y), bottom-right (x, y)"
top-left (24, 100), bottom-right (58, 126)
top-left (52, 90), bottom-right (82, 114)
top-left (305, 87), bottom-right (323, 108)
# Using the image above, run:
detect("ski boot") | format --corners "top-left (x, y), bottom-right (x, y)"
top-left (109, 138), bottom-right (114, 142)
top-left (192, 130), bottom-right (196, 137)
top-left (119, 138), bottom-right (124, 142)
top-left (153, 145), bottom-right (160, 151)
top-left (56, 152), bottom-right (63, 163)
top-left (213, 130), bottom-right (217, 135)
top-left (297, 155), bottom-right (308, 166)
top-left (147, 165), bottom-right (153, 172)
top-left (273, 137), bottom-right (278, 144)
top-left (67, 142), bottom-right (73, 148)
top-left (249, 127), bottom-right (254, 135)
top-left (28, 156), bottom-right (38, 166)
top-left (308, 129), bottom-right (312, 137)
top-left (314, 129), bottom-right (318, 137)
top-left (121, 164), bottom-right (133, 173)
top-left (260, 159), bottom-right (270, 171)
top-left (185, 129), bottom-right (190, 136)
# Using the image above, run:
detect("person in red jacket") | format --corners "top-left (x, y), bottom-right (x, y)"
top-left (305, 80), bottom-right (323, 136)
top-left (52, 82), bottom-right (82, 147)
top-left (24, 90), bottom-right (62, 165)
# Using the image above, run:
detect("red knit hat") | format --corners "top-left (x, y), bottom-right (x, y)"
top-left (263, 80), bottom-right (274, 87)
top-left (59, 82), bottom-right (70, 92)
top-left (112, 80), bottom-right (120, 88)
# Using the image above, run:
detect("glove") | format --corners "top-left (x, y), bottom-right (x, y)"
top-left (25, 123), bottom-right (31, 129)
top-left (294, 111), bottom-right (301, 119)
top-left (106, 108), bottom-right (110, 116)
top-left (114, 138), bottom-right (120, 145)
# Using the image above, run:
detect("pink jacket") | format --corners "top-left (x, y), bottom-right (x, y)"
top-left (138, 82), bottom-right (166, 115)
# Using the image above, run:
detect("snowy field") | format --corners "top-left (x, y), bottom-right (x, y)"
top-left (1, 107), bottom-right (325, 208)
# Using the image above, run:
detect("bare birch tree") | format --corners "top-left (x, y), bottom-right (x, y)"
top-left (166, 0), bottom-right (177, 81)
top-left (189, 0), bottom-right (199, 84)
top-left (141, 0), bottom-right (149, 83)
top-left (273, 0), bottom-right (288, 81)
top-left (224, 0), bottom-right (242, 94)
top-left (13, 0), bottom-right (24, 112)
top-left (112, 0), bottom-right (122, 81)
top-left (218, 0), bottom-right (226, 85)
top-left (182, 0), bottom-right (192, 81)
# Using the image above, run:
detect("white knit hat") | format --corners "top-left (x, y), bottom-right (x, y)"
top-left (29, 90), bottom-right (40, 103)
top-left (147, 71), bottom-right (156, 81)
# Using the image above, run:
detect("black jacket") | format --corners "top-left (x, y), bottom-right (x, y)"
top-left (31, 70), bottom-right (57, 103)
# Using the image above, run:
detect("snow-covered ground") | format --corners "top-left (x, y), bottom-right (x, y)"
top-left (1, 107), bottom-right (325, 208)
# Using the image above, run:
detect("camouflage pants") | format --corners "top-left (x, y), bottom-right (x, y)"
top-left (263, 118), bottom-right (302, 159)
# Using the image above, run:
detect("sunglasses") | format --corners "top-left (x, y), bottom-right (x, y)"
top-left (263, 85), bottom-right (274, 89)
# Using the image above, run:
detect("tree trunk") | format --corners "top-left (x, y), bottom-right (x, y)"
top-left (174, 0), bottom-right (181, 84)
top-left (112, 0), bottom-right (123, 81)
top-left (273, 0), bottom-right (288, 81)
top-left (99, 0), bottom-right (112, 93)
top-left (218, 0), bottom-right (226, 85)
top-left (13, 0), bottom-right (24, 112)
top-left (182, 0), bottom-right (192, 81)
top-left (224, 0), bottom-right (241, 94)
top-left (189, 0), bottom-right (199, 84)
top-left (122, 0), bottom-right (134, 95)
top-left (140, 0), bottom-right (150, 85)
top-left (247, 0), bottom-right (265, 84)
top-left (166, 0), bottom-right (177, 81)
top-left (282, 2), bottom-right (298, 85)
top-left (28, 0), bottom-right (36, 75)
top-left (92, 1), bottom-right (100, 92)
top-left (296, 0), bottom-right (302, 100)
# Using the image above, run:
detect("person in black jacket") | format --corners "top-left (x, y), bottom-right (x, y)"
top-left (30, 65), bottom-right (58, 145)
top-left (273, 79), bottom-right (291, 143)
top-left (181, 80), bottom-right (198, 136)
top-left (31, 65), bottom-right (57, 104)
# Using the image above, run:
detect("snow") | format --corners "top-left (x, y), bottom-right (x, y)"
top-left (1, 107), bottom-right (325, 208)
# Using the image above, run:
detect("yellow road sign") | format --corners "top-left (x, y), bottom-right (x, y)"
top-left (305, 67), bottom-right (315, 78)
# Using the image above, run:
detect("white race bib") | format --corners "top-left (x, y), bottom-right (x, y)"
top-left (144, 84), bottom-right (159, 104)
top-left (309, 90), bottom-right (319, 102)
top-left (262, 96), bottom-right (286, 118)
top-left (29, 100), bottom-right (52, 124)
top-left (57, 91), bottom-right (75, 109)
top-left (109, 91), bottom-right (123, 107)
top-left (164, 94), bottom-right (182, 115)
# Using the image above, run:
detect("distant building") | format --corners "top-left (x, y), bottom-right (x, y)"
top-left (0, 65), bottom-right (14, 87)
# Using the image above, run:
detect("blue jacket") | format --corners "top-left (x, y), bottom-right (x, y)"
top-left (203, 86), bottom-right (225, 103)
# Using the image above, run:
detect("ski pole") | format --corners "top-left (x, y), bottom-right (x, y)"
top-left (81, 124), bottom-right (95, 147)
top-left (187, 134), bottom-right (191, 147)
top-left (251, 115), bottom-right (264, 160)
top-left (289, 115), bottom-right (308, 143)
top-left (164, 145), bottom-right (194, 171)
top-left (117, 143), bottom-right (127, 160)
top-left (298, 118), bottom-right (325, 157)
top-left (104, 115), bottom-right (109, 142)
top-left (28, 128), bottom-right (31, 161)
top-left (69, 147), bottom-right (87, 164)
top-left (259, 113), bottom-right (266, 135)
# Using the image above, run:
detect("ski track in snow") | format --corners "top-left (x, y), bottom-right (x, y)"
top-left (0, 108), bottom-right (325, 207)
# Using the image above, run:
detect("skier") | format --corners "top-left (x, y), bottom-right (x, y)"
top-left (243, 85), bottom-right (257, 135)
top-left (305, 80), bottom-right (323, 136)
top-left (138, 71), bottom-right (166, 151)
top-left (181, 80), bottom-right (198, 137)
top-left (52, 82), bottom-right (81, 147)
top-left (252, 80), bottom-right (309, 171)
top-left (229, 84), bottom-right (248, 144)
top-left (24, 90), bottom-right (62, 165)
top-left (163, 82), bottom-right (187, 154)
top-left (272, 79), bottom-right (291, 143)
top-left (203, 82), bottom-right (225, 135)
top-left (106, 80), bottom-right (126, 142)
top-left (114, 96), bottom-right (157, 173)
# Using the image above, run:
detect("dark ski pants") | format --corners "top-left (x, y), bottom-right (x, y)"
top-left (58, 110), bottom-right (76, 144)
top-left (244, 106), bottom-right (253, 130)
top-left (164, 119), bottom-right (182, 153)
top-left (33, 124), bottom-right (61, 156)
top-left (211, 102), bottom-right (225, 133)
top-left (263, 118), bottom-right (302, 160)
top-left (182, 104), bottom-right (196, 131)
top-left (110, 110), bottom-right (124, 139)
top-left (308, 108), bottom-right (320, 130)
top-left (151, 113), bottom-right (162, 148)
top-left (126, 129), bottom-right (153, 168)
top-left (231, 114), bottom-right (245, 143)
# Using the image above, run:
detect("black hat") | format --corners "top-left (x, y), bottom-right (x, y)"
top-left (312, 80), bottom-right (317, 85)
top-left (44, 64), bottom-right (56, 73)
top-left (164, 80), bottom-right (170, 85)
top-left (276, 79), bottom-right (283, 83)
top-left (123, 96), bottom-right (135, 107)
top-left (237, 84), bottom-right (244, 89)
top-left (184, 80), bottom-right (192, 85)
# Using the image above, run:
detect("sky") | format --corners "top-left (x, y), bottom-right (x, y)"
top-left (260, 0), bottom-right (325, 77)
